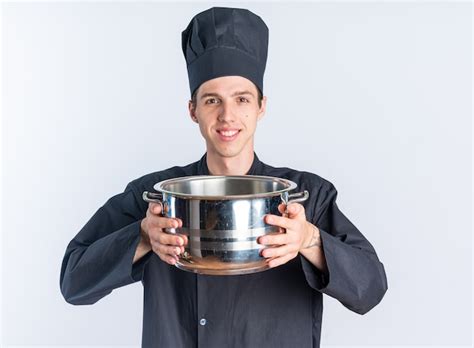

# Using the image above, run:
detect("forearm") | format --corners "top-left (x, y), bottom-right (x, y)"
top-left (299, 182), bottom-right (388, 314)
top-left (133, 227), bottom-right (152, 264)
top-left (299, 223), bottom-right (328, 274)
top-left (303, 228), bottom-right (388, 314)
top-left (61, 221), bottom-right (143, 305)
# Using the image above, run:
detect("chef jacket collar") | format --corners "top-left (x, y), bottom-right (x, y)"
top-left (197, 152), bottom-right (263, 176)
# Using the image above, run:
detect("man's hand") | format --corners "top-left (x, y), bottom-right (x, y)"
top-left (136, 203), bottom-right (188, 265)
top-left (258, 203), bottom-right (324, 269)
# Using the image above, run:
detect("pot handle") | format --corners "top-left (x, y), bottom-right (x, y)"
top-left (142, 191), bottom-right (166, 215)
top-left (287, 190), bottom-right (309, 204)
top-left (281, 190), bottom-right (310, 217)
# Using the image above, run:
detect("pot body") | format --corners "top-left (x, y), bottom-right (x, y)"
top-left (143, 175), bottom-right (308, 275)
top-left (163, 194), bottom-right (282, 274)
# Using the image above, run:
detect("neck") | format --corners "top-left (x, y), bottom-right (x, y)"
top-left (206, 148), bottom-right (255, 176)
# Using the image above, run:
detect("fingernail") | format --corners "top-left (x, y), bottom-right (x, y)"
top-left (177, 238), bottom-right (183, 246)
top-left (175, 247), bottom-right (181, 254)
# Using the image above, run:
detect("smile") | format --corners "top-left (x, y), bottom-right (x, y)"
top-left (217, 129), bottom-right (241, 141)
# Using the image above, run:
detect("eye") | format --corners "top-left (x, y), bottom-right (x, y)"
top-left (205, 98), bottom-right (219, 104)
top-left (238, 97), bottom-right (249, 103)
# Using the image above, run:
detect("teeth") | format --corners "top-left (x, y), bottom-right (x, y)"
top-left (220, 130), bottom-right (238, 137)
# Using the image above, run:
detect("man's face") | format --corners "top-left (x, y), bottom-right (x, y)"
top-left (188, 76), bottom-right (267, 159)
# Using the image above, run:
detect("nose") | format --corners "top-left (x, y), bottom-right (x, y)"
top-left (217, 101), bottom-right (236, 123)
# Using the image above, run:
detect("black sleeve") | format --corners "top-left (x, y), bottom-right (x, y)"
top-left (300, 182), bottom-right (388, 315)
top-left (59, 182), bottom-right (152, 305)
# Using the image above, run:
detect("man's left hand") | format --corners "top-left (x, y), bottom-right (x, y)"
top-left (258, 203), bottom-right (320, 268)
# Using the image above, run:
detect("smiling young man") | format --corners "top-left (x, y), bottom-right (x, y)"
top-left (61, 7), bottom-right (388, 348)
top-left (190, 76), bottom-right (265, 175)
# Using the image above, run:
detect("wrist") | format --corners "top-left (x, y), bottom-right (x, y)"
top-left (140, 220), bottom-right (151, 246)
top-left (302, 223), bottom-right (322, 249)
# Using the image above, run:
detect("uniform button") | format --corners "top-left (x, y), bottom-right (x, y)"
top-left (199, 318), bottom-right (207, 326)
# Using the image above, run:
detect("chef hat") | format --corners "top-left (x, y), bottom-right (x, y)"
top-left (181, 7), bottom-right (269, 97)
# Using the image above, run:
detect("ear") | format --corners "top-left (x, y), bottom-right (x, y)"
top-left (257, 95), bottom-right (267, 121)
top-left (188, 100), bottom-right (198, 123)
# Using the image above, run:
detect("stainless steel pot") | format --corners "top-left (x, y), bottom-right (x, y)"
top-left (142, 175), bottom-right (309, 275)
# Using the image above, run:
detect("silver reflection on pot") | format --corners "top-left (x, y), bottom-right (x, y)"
top-left (143, 175), bottom-right (309, 275)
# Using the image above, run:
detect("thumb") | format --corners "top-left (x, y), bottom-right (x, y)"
top-left (150, 203), bottom-right (162, 215)
top-left (287, 203), bottom-right (304, 218)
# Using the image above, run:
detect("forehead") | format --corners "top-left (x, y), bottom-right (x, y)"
top-left (197, 76), bottom-right (258, 97)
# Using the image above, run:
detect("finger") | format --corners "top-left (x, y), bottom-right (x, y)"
top-left (178, 233), bottom-right (189, 246)
top-left (153, 231), bottom-right (185, 246)
top-left (155, 243), bottom-right (181, 257)
top-left (278, 203), bottom-right (286, 215)
top-left (175, 235), bottom-right (187, 254)
top-left (151, 244), bottom-right (179, 265)
top-left (261, 244), bottom-right (295, 259)
top-left (267, 252), bottom-right (297, 268)
top-left (157, 252), bottom-right (178, 265)
top-left (287, 203), bottom-right (305, 217)
top-left (258, 232), bottom-right (292, 246)
top-left (149, 203), bottom-right (162, 215)
top-left (148, 217), bottom-right (180, 231)
top-left (152, 244), bottom-right (179, 265)
top-left (265, 214), bottom-right (295, 230)
top-left (174, 220), bottom-right (185, 252)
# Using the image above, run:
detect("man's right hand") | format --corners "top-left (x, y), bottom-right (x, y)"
top-left (135, 203), bottom-right (188, 265)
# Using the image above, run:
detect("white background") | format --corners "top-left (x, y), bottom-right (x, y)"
top-left (1, 1), bottom-right (472, 347)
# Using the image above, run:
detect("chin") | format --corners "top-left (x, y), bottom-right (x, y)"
top-left (211, 145), bottom-right (244, 159)
top-left (216, 149), bottom-right (242, 158)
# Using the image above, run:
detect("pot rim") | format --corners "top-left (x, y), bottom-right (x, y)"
top-left (153, 175), bottom-right (298, 200)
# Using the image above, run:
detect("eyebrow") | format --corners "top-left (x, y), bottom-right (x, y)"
top-left (200, 90), bottom-right (255, 100)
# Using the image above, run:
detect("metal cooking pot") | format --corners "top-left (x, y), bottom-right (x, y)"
top-left (142, 175), bottom-right (309, 275)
